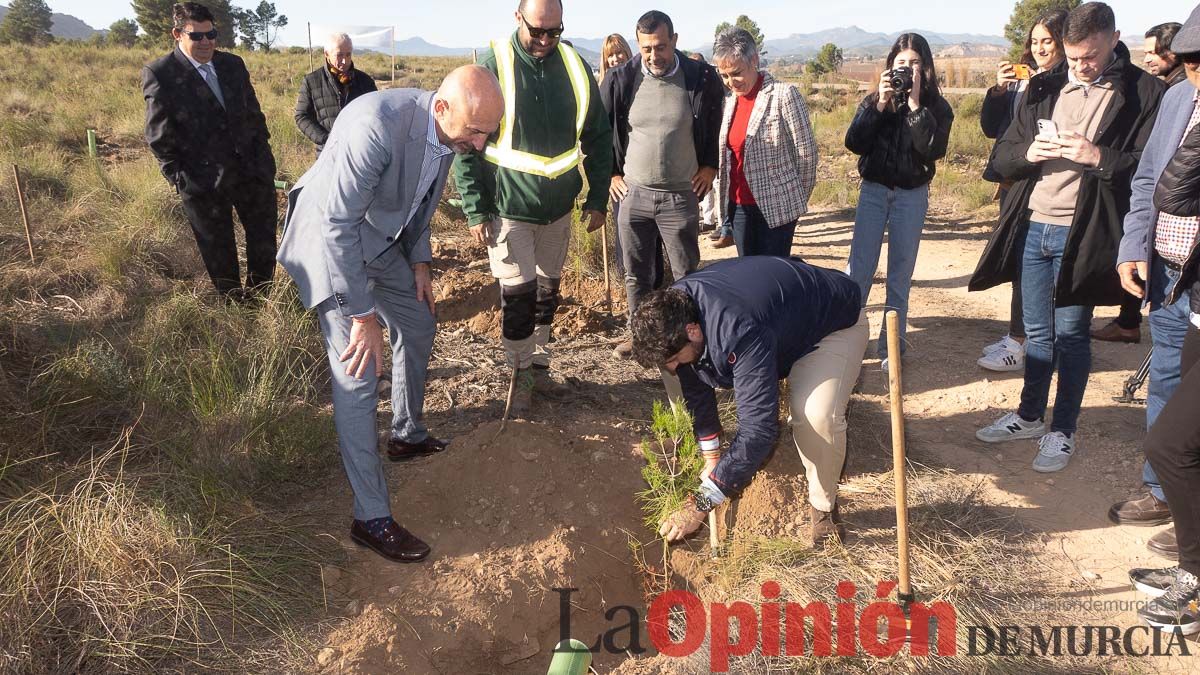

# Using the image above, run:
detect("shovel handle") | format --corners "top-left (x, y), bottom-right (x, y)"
top-left (886, 311), bottom-right (911, 599)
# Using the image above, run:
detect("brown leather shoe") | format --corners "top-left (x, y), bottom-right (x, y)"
top-left (1148, 527), bottom-right (1178, 560)
top-left (1108, 492), bottom-right (1172, 526)
top-left (350, 519), bottom-right (431, 563)
top-left (386, 436), bottom-right (448, 462)
top-left (811, 503), bottom-right (845, 546)
top-left (1091, 320), bottom-right (1141, 343)
top-left (712, 235), bottom-right (735, 249)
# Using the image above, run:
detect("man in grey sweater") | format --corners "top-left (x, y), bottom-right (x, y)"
top-left (601, 10), bottom-right (724, 359)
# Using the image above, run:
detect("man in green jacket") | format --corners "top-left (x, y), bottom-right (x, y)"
top-left (453, 0), bottom-right (612, 414)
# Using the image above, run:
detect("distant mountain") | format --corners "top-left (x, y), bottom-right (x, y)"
top-left (392, 37), bottom-right (475, 57)
top-left (0, 4), bottom-right (99, 40)
top-left (690, 25), bottom-right (1008, 59)
top-left (392, 35), bottom-right (600, 69)
top-left (936, 42), bottom-right (1007, 58)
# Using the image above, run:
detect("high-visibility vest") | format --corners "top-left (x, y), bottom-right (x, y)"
top-left (483, 39), bottom-right (591, 180)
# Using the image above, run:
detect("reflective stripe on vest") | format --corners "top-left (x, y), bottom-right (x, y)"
top-left (483, 39), bottom-right (590, 180)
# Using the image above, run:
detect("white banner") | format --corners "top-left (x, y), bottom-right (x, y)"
top-left (310, 24), bottom-right (395, 51)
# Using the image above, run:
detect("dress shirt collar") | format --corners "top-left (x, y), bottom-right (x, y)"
top-left (642, 53), bottom-right (680, 79)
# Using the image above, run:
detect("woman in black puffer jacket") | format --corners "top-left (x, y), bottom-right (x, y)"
top-left (844, 33), bottom-right (954, 370)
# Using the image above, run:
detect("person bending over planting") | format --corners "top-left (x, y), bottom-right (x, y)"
top-left (631, 256), bottom-right (867, 545)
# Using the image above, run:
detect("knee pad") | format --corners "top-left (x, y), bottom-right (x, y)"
top-left (500, 280), bottom-right (537, 342)
top-left (535, 275), bottom-right (562, 326)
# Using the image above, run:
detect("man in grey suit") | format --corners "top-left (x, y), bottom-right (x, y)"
top-left (278, 66), bottom-right (503, 563)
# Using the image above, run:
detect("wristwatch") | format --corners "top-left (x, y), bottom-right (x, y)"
top-left (690, 490), bottom-right (715, 514)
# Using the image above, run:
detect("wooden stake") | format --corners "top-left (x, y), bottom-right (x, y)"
top-left (307, 22), bottom-right (313, 73)
top-left (886, 310), bottom-right (912, 602)
top-left (600, 221), bottom-right (612, 316)
top-left (12, 165), bottom-right (35, 264)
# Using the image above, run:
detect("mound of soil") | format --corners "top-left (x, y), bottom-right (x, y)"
top-left (316, 420), bottom-right (651, 674)
top-left (431, 237), bottom-right (623, 340)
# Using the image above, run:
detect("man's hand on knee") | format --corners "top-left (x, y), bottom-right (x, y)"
top-left (340, 314), bottom-right (385, 378)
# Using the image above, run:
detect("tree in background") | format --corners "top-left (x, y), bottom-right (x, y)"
top-left (206, 0), bottom-right (238, 48)
top-left (132, 0), bottom-right (237, 48)
top-left (1004, 0), bottom-right (1079, 61)
top-left (809, 42), bottom-right (843, 76)
top-left (131, 0), bottom-right (173, 47)
top-left (107, 18), bottom-right (139, 47)
top-left (233, 1), bottom-right (286, 51)
top-left (0, 0), bottom-right (54, 45)
top-left (714, 14), bottom-right (767, 56)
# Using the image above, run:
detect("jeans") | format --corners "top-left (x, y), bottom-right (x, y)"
top-left (846, 180), bottom-right (929, 358)
top-left (727, 203), bottom-right (797, 257)
top-left (619, 184), bottom-right (700, 319)
top-left (1143, 258), bottom-right (1191, 501)
top-left (1017, 221), bottom-right (1094, 434)
top-left (611, 198), bottom-right (664, 285)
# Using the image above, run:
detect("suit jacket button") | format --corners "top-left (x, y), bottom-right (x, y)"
top-left (386, 236), bottom-right (394, 242)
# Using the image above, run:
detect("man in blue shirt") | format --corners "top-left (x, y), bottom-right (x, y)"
top-left (631, 256), bottom-right (868, 545)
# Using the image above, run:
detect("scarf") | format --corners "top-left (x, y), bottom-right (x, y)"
top-left (328, 62), bottom-right (353, 86)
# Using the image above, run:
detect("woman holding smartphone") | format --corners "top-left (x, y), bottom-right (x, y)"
top-left (845, 33), bottom-right (954, 372)
top-left (977, 9), bottom-right (1068, 372)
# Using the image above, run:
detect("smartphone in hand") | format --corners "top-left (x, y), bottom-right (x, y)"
top-left (1012, 64), bottom-right (1033, 80)
top-left (1036, 118), bottom-right (1060, 141)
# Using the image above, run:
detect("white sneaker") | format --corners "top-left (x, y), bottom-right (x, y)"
top-left (976, 412), bottom-right (1046, 443)
top-left (977, 337), bottom-right (1025, 372)
top-left (981, 335), bottom-right (1018, 357)
top-left (1032, 431), bottom-right (1076, 473)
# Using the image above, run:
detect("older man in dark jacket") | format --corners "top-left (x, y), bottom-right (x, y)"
top-left (295, 32), bottom-right (377, 152)
top-left (970, 3), bottom-right (1164, 472)
top-left (142, 1), bottom-right (277, 298)
top-left (631, 256), bottom-right (867, 546)
top-left (1107, 7), bottom-right (1200, 557)
top-left (1129, 66), bottom-right (1200, 633)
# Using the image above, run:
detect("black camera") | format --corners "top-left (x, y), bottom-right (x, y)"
top-left (887, 66), bottom-right (914, 96)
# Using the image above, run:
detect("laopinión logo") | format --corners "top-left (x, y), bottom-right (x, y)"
top-left (554, 581), bottom-right (1190, 671)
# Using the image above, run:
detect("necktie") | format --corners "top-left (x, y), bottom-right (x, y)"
top-left (200, 63), bottom-right (225, 108)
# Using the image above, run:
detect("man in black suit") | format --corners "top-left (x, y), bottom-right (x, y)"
top-left (294, 32), bottom-right (377, 152)
top-left (142, 2), bottom-right (278, 299)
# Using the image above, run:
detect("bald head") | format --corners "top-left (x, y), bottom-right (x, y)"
top-left (433, 65), bottom-right (504, 154)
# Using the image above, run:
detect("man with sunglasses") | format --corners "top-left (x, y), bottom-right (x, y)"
top-left (453, 0), bottom-right (612, 416)
top-left (142, 2), bottom-right (277, 301)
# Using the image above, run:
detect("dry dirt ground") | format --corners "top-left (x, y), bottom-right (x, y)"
top-left (296, 203), bottom-right (1186, 673)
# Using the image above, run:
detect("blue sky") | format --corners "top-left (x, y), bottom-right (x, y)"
top-left (45, 1), bottom-right (1182, 49)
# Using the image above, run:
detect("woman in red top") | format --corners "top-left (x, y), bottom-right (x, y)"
top-left (713, 27), bottom-right (818, 257)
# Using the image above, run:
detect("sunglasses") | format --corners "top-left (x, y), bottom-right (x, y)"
top-left (519, 13), bottom-right (563, 40)
top-left (183, 29), bottom-right (219, 42)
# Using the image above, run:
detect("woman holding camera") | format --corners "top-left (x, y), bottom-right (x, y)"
top-left (976, 9), bottom-right (1068, 372)
top-left (845, 33), bottom-right (954, 371)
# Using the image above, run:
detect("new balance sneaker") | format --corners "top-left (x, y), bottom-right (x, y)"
top-left (1032, 431), bottom-right (1076, 473)
top-left (1138, 569), bottom-right (1200, 636)
top-left (1130, 566), bottom-right (1180, 598)
top-left (976, 412), bottom-right (1046, 443)
top-left (977, 336), bottom-right (1025, 372)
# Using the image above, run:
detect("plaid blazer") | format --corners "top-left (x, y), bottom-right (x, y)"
top-left (718, 72), bottom-right (818, 228)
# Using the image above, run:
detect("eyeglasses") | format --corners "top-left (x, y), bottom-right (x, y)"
top-left (184, 29), bottom-right (219, 42)
top-left (519, 13), bottom-right (563, 41)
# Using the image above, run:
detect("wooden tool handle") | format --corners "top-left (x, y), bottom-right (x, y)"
top-left (886, 311), bottom-right (911, 598)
